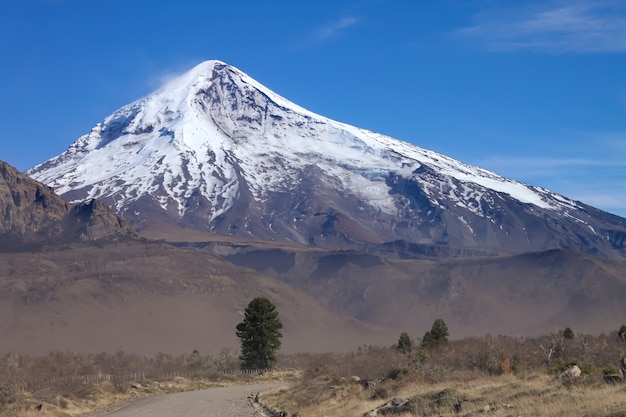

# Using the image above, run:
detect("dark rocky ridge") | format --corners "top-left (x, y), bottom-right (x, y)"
top-left (0, 160), bottom-right (136, 249)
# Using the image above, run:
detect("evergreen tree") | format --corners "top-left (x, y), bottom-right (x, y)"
top-left (236, 297), bottom-right (283, 370)
top-left (563, 327), bottom-right (575, 339)
top-left (619, 324), bottom-right (626, 341)
top-left (421, 318), bottom-right (449, 349)
top-left (430, 318), bottom-right (449, 342)
top-left (397, 331), bottom-right (414, 354)
top-left (421, 330), bottom-right (437, 349)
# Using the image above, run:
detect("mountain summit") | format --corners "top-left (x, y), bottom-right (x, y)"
top-left (27, 60), bottom-right (626, 259)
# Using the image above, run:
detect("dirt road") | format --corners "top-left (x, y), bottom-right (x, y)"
top-left (99, 383), bottom-right (282, 417)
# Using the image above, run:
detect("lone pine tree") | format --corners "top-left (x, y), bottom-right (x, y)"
top-left (236, 296), bottom-right (283, 370)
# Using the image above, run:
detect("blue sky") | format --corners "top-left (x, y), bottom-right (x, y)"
top-left (1, 0), bottom-right (625, 217)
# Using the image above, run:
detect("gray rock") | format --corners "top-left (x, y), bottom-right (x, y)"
top-left (363, 397), bottom-right (410, 416)
top-left (560, 365), bottom-right (581, 379)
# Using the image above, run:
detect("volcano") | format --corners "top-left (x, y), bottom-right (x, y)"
top-left (27, 60), bottom-right (626, 260)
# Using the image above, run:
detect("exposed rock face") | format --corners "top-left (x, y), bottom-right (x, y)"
top-left (1, 161), bottom-right (67, 242)
top-left (26, 60), bottom-right (626, 260)
top-left (0, 160), bottom-right (135, 248)
top-left (66, 199), bottom-right (137, 241)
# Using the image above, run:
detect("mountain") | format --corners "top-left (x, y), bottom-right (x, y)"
top-left (0, 160), bottom-right (135, 249)
top-left (27, 60), bottom-right (626, 260)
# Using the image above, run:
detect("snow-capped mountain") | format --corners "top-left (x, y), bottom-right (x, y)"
top-left (28, 60), bottom-right (626, 259)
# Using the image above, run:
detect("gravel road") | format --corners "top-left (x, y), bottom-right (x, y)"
top-left (98, 383), bottom-right (282, 417)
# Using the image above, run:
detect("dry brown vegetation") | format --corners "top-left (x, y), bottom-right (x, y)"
top-left (3, 330), bottom-right (626, 416)
top-left (264, 374), bottom-right (626, 417)
top-left (0, 348), bottom-right (297, 417)
top-left (261, 331), bottom-right (626, 417)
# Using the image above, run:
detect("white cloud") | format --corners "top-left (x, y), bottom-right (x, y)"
top-left (476, 151), bottom-right (626, 217)
top-left (465, 130), bottom-right (626, 216)
top-left (454, 0), bottom-right (626, 53)
top-left (292, 15), bottom-right (360, 50)
top-left (568, 191), bottom-right (626, 211)
top-left (480, 156), bottom-right (620, 174)
top-left (314, 16), bottom-right (359, 42)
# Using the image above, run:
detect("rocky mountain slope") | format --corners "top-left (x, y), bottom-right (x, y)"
top-left (27, 60), bottom-right (626, 260)
top-left (0, 160), bottom-right (135, 249)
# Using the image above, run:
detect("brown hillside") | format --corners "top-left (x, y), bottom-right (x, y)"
top-left (0, 240), bottom-right (394, 355)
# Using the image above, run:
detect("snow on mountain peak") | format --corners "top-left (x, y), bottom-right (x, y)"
top-left (29, 60), bottom-right (585, 234)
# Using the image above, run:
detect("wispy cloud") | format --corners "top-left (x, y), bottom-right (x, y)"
top-left (476, 137), bottom-right (626, 216)
top-left (481, 156), bottom-right (621, 172)
top-left (454, 0), bottom-right (626, 53)
top-left (488, 156), bottom-right (626, 216)
top-left (315, 16), bottom-right (358, 41)
top-left (292, 15), bottom-right (360, 50)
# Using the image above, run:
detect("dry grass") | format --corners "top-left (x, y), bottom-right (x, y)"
top-left (0, 371), bottom-right (299, 417)
top-left (0, 349), bottom-right (299, 417)
top-left (4, 332), bottom-right (626, 417)
top-left (260, 335), bottom-right (626, 417)
top-left (262, 373), bottom-right (626, 417)
top-left (0, 377), bottom-right (223, 417)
